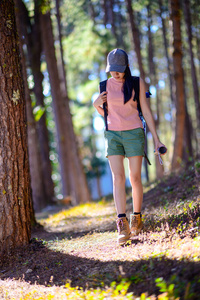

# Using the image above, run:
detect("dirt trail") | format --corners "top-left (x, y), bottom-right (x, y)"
top-left (0, 166), bottom-right (200, 299)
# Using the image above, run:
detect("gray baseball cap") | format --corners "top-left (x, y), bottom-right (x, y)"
top-left (106, 48), bottom-right (128, 73)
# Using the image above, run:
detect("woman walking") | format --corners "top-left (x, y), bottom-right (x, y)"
top-left (93, 49), bottom-right (166, 245)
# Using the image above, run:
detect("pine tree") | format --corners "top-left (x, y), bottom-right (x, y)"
top-left (0, 0), bottom-right (32, 254)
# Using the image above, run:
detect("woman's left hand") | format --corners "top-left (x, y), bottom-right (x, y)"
top-left (154, 141), bottom-right (167, 155)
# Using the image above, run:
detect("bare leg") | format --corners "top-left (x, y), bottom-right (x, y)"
top-left (128, 156), bottom-right (143, 212)
top-left (108, 155), bottom-right (126, 215)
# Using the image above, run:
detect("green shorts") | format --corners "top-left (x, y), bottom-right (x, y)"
top-left (104, 128), bottom-right (145, 158)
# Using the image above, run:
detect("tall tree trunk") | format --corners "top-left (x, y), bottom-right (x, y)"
top-left (0, 0), bottom-right (31, 254)
top-left (40, 10), bottom-right (71, 198)
top-left (15, 0), bottom-right (55, 208)
top-left (116, 0), bottom-right (126, 49)
top-left (14, 0), bottom-right (47, 213)
top-left (197, 35), bottom-right (200, 79)
top-left (33, 0), bottom-right (55, 204)
top-left (96, 173), bottom-right (102, 199)
top-left (102, 0), bottom-right (118, 47)
top-left (183, 0), bottom-right (200, 157)
top-left (125, 0), bottom-right (146, 81)
top-left (158, 0), bottom-right (175, 106)
top-left (55, 0), bottom-right (91, 203)
top-left (102, 0), bottom-right (108, 26)
top-left (88, 0), bottom-right (96, 23)
top-left (183, 103), bottom-right (194, 161)
top-left (25, 88), bottom-right (48, 212)
top-left (170, 0), bottom-right (186, 170)
top-left (109, 0), bottom-right (118, 44)
top-left (147, 4), bottom-right (164, 178)
top-left (40, 6), bottom-right (91, 204)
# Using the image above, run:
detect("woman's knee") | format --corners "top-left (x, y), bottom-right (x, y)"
top-left (129, 172), bottom-right (141, 185)
top-left (112, 173), bottom-right (126, 185)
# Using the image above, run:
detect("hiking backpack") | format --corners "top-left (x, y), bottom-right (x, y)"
top-left (99, 76), bottom-right (151, 165)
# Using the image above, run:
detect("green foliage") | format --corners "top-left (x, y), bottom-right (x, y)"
top-left (132, 0), bottom-right (150, 12)
top-left (33, 105), bottom-right (45, 122)
top-left (85, 156), bottom-right (106, 179)
top-left (38, 0), bottom-right (51, 14)
top-left (155, 277), bottom-right (176, 298)
top-left (71, 103), bottom-right (93, 133)
top-left (195, 161), bottom-right (200, 174)
top-left (155, 275), bottom-right (197, 300)
top-left (72, 78), bottom-right (99, 104)
top-left (63, 19), bottom-right (112, 88)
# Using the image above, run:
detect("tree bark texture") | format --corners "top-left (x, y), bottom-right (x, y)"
top-left (55, 0), bottom-right (91, 204)
top-left (170, 0), bottom-right (186, 169)
top-left (32, 0), bottom-right (55, 205)
top-left (0, 0), bottom-right (31, 254)
top-left (116, 0), bottom-right (126, 50)
top-left (183, 103), bottom-right (194, 160)
top-left (125, 0), bottom-right (146, 81)
top-left (40, 11), bottom-right (71, 198)
top-left (183, 0), bottom-right (200, 156)
top-left (102, 0), bottom-right (108, 26)
top-left (88, 1), bottom-right (96, 23)
top-left (14, 1), bottom-right (48, 213)
top-left (158, 0), bottom-right (175, 106)
top-left (16, 0), bottom-right (55, 208)
top-left (147, 4), bottom-right (164, 178)
top-left (109, 0), bottom-right (118, 45)
top-left (40, 8), bottom-right (91, 204)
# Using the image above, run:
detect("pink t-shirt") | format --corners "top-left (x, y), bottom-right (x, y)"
top-left (106, 77), bottom-right (143, 131)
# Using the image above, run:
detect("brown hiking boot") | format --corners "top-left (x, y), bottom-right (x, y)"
top-left (130, 214), bottom-right (143, 236)
top-left (116, 217), bottom-right (131, 245)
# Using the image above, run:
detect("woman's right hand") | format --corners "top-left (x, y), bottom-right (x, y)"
top-left (93, 91), bottom-right (107, 108)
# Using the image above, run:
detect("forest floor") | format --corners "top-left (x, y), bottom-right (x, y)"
top-left (0, 162), bottom-right (200, 299)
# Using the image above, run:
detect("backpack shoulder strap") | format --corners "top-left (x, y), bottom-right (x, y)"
top-left (132, 76), bottom-right (140, 101)
top-left (132, 76), bottom-right (141, 114)
top-left (99, 80), bottom-right (108, 131)
top-left (99, 80), bottom-right (107, 93)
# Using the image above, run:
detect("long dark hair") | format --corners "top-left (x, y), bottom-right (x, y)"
top-left (122, 66), bottom-right (134, 104)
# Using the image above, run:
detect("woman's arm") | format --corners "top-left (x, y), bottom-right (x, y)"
top-left (93, 91), bottom-right (107, 117)
top-left (139, 78), bottom-right (166, 154)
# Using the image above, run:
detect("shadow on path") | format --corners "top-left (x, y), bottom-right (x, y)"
top-left (0, 238), bottom-right (200, 298)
